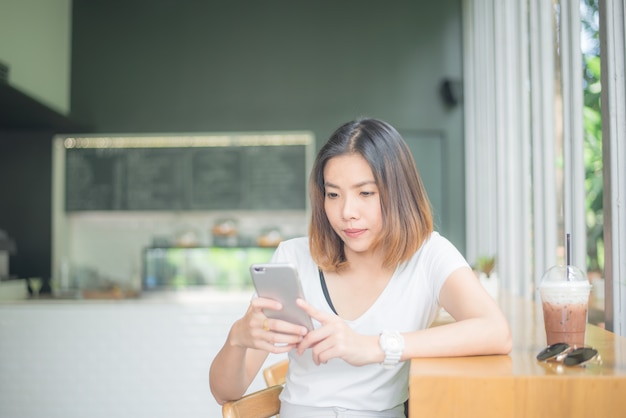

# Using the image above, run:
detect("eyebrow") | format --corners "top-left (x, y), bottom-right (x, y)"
top-left (324, 180), bottom-right (377, 189)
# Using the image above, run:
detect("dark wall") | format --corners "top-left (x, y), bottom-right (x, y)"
top-left (0, 1), bottom-right (465, 282)
top-left (71, 1), bottom-right (462, 131)
top-left (0, 132), bottom-right (53, 281)
top-left (0, 80), bottom-right (85, 283)
top-left (70, 0), bottom-right (467, 252)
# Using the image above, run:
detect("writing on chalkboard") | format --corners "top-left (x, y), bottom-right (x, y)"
top-left (63, 133), bottom-right (313, 211)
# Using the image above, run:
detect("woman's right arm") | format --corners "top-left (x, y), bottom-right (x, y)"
top-left (209, 297), bottom-right (308, 404)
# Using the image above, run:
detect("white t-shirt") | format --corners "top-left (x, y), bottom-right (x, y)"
top-left (268, 231), bottom-right (470, 413)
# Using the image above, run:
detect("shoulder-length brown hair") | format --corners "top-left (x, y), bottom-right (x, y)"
top-left (309, 118), bottom-right (434, 271)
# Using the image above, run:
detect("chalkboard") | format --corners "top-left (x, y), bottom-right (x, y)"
top-left (64, 136), bottom-right (310, 211)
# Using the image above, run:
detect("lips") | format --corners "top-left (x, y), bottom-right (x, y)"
top-left (343, 228), bottom-right (366, 238)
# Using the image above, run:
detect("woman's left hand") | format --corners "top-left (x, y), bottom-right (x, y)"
top-left (294, 299), bottom-right (379, 366)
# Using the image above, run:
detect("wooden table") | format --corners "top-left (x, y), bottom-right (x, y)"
top-left (409, 294), bottom-right (626, 418)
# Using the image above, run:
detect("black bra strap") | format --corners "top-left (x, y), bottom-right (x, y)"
top-left (318, 269), bottom-right (338, 315)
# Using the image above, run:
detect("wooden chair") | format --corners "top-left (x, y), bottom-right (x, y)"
top-left (263, 359), bottom-right (288, 387)
top-left (222, 385), bottom-right (283, 418)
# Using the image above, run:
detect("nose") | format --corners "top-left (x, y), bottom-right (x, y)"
top-left (341, 195), bottom-right (360, 220)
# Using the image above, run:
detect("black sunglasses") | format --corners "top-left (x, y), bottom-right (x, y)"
top-left (536, 343), bottom-right (600, 366)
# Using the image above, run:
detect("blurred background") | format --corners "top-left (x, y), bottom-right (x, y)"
top-left (0, 0), bottom-right (615, 417)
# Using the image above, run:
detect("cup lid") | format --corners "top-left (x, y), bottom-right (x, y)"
top-left (540, 265), bottom-right (589, 286)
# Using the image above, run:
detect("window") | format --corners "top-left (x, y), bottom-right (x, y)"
top-left (463, 0), bottom-right (625, 334)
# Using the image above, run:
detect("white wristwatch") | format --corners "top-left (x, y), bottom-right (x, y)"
top-left (379, 330), bottom-right (404, 369)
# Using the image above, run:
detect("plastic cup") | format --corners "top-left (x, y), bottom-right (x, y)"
top-left (538, 265), bottom-right (591, 347)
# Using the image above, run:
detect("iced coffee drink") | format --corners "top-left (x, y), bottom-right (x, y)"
top-left (539, 265), bottom-right (591, 348)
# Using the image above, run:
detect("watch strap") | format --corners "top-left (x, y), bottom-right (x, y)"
top-left (380, 330), bottom-right (404, 369)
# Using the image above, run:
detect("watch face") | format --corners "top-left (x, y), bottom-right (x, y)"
top-left (382, 331), bottom-right (403, 352)
top-left (380, 331), bottom-right (404, 368)
top-left (387, 337), bottom-right (400, 349)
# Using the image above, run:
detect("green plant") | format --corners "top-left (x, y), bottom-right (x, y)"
top-left (582, 1), bottom-right (604, 275)
top-left (475, 255), bottom-right (496, 278)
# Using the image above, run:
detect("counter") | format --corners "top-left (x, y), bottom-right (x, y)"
top-left (410, 294), bottom-right (626, 418)
top-left (0, 289), bottom-right (282, 418)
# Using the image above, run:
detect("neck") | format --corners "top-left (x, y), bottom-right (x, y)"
top-left (343, 247), bottom-right (389, 275)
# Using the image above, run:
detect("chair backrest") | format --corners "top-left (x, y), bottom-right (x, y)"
top-left (222, 385), bottom-right (283, 418)
top-left (263, 359), bottom-right (289, 387)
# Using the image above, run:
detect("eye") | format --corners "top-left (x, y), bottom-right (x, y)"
top-left (325, 191), bottom-right (339, 199)
top-left (360, 190), bottom-right (376, 197)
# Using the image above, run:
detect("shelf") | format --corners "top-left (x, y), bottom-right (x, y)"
top-left (143, 246), bottom-right (276, 290)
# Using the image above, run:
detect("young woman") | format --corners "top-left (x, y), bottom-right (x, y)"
top-left (209, 118), bottom-right (512, 417)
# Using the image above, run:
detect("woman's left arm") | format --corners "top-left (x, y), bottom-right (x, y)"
top-left (402, 266), bottom-right (512, 359)
top-left (295, 266), bottom-right (511, 365)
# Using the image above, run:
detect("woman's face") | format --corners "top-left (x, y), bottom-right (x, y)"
top-left (323, 153), bottom-right (383, 257)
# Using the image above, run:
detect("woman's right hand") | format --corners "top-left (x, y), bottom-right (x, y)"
top-left (230, 296), bottom-right (309, 354)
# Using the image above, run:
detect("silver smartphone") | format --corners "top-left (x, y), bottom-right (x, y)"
top-left (250, 263), bottom-right (314, 331)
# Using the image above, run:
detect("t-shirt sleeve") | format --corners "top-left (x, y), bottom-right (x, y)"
top-left (270, 241), bottom-right (287, 263)
top-left (423, 233), bottom-right (471, 304)
top-left (268, 237), bottom-right (310, 269)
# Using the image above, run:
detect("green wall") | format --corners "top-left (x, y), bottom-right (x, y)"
top-left (70, 0), bottom-right (466, 251)
top-left (0, 0), bottom-right (72, 114)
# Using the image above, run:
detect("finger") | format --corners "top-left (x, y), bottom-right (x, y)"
top-left (309, 340), bottom-right (329, 365)
top-left (262, 328), bottom-right (305, 354)
top-left (296, 324), bottom-right (332, 355)
top-left (267, 318), bottom-right (309, 336)
top-left (251, 296), bottom-right (283, 312)
top-left (259, 341), bottom-right (298, 354)
top-left (296, 298), bottom-right (335, 323)
top-left (305, 332), bottom-right (340, 365)
top-left (311, 331), bottom-right (348, 364)
top-left (261, 317), bottom-right (307, 343)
